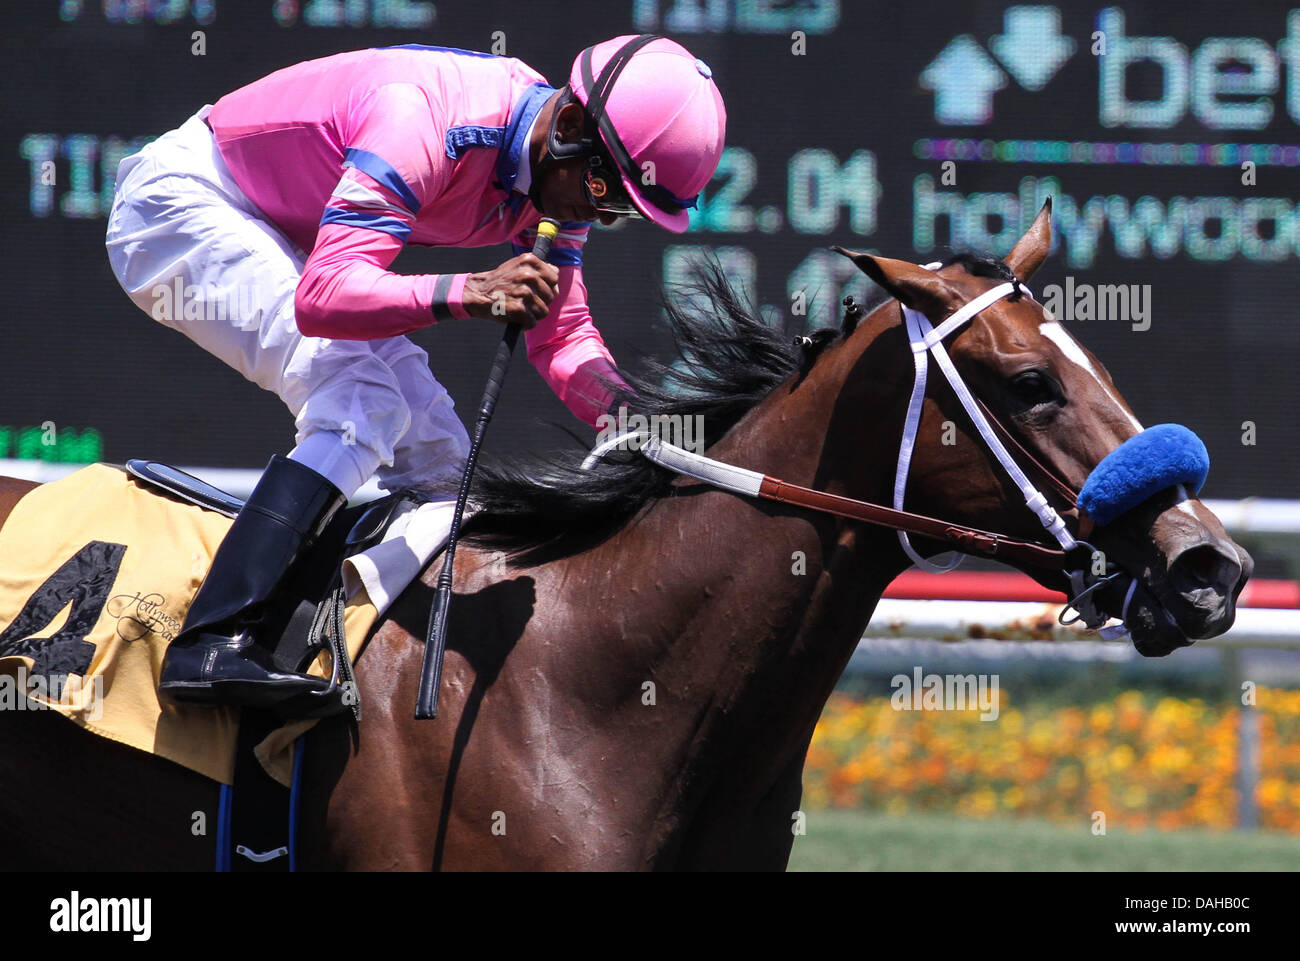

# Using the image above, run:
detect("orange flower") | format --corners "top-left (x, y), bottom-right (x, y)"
top-left (802, 686), bottom-right (1300, 833)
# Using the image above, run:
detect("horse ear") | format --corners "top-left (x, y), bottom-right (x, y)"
top-left (1004, 198), bottom-right (1052, 281)
top-left (831, 247), bottom-right (958, 319)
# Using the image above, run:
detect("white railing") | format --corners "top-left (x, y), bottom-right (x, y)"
top-left (864, 599), bottom-right (1300, 647)
top-left (4, 461), bottom-right (1297, 532)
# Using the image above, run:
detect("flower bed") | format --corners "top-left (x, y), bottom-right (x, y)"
top-left (803, 688), bottom-right (1300, 831)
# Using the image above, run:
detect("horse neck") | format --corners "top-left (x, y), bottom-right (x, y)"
top-left (584, 310), bottom-right (916, 813)
top-left (694, 307), bottom-right (914, 690)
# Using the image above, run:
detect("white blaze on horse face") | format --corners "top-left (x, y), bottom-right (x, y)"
top-left (1173, 483), bottom-right (1201, 521)
top-left (1038, 321), bottom-right (1143, 433)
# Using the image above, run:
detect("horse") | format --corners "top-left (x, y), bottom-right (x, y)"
top-left (0, 203), bottom-right (1252, 870)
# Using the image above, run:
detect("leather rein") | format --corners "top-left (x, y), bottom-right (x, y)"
top-left (637, 424), bottom-right (1084, 573)
top-left (757, 465), bottom-right (1078, 571)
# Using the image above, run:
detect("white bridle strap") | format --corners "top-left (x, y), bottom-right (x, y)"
top-left (894, 276), bottom-right (1078, 573)
top-left (892, 289), bottom-right (1012, 571)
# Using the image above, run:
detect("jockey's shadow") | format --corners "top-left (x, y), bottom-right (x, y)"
top-left (389, 574), bottom-right (536, 869)
top-left (300, 574), bottom-right (535, 857)
top-left (389, 573), bottom-right (536, 688)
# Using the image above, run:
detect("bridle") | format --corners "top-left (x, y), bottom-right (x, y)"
top-left (888, 268), bottom-right (1134, 636)
top-left (584, 270), bottom-right (1139, 640)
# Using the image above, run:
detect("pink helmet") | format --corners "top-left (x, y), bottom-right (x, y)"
top-left (560, 35), bottom-right (726, 233)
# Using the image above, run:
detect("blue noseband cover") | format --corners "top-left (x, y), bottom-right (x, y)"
top-left (1076, 424), bottom-right (1210, 526)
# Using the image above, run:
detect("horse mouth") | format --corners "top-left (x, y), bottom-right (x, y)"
top-left (1117, 581), bottom-right (1193, 657)
top-left (1091, 542), bottom-right (1249, 658)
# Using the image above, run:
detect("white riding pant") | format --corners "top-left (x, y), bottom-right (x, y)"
top-left (105, 107), bottom-right (470, 499)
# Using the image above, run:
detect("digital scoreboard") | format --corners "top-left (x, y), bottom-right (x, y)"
top-left (3, 0), bottom-right (1297, 498)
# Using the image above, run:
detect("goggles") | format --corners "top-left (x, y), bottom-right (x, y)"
top-left (581, 151), bottom-right (641, 217)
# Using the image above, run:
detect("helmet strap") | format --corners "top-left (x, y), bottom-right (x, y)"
top-left (532, 35), bottom-right (701, 216)
top-left (577, 35), bottom-right (698, 214)
top-left (528, 87), bottom-right (586, 212)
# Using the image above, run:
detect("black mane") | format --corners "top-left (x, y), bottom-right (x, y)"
top-left (941, 252), bottom-right (1026, 299)
top-left (462, 251), bottom-right (1010, 563)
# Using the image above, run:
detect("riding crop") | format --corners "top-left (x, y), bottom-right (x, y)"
top-left (414, 218), bottom-right (559, 719)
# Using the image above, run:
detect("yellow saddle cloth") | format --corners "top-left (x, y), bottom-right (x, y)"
top-left (0, 464), bottom-right (379, 786)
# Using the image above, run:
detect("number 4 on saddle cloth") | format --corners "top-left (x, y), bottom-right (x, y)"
top-left (0, 461), bottom-right (450, 869)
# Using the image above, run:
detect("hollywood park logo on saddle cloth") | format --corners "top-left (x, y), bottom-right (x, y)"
top-left (0, 464), bottom-right (380, 785)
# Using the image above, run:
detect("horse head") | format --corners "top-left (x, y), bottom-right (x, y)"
top-left (834, 201), bottom-right (1252, 656)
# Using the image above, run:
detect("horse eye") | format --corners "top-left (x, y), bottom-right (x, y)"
top-left (1010, 369), bottom-right (1059, 406)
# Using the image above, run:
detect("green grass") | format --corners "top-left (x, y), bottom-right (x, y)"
top-left (786, 809), bottom-right (1300, 871)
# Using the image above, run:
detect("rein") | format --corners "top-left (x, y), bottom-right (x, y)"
top-left (629, 434), bottom-right (1074, 571)
top-left (585, 272), bottom-right (1135, 638)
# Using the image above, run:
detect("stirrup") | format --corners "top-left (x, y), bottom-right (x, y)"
top-left (275, 586), bottom-right (358, 721)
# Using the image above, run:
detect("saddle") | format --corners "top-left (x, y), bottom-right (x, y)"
top-left (0, 460), bottom-right (428, 869)
top-left (124, 460), bottom-right (417, 871)
top-left (124, 459), bottom-right (409, 721)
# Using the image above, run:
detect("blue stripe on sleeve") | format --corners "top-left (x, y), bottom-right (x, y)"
top-left (342, 148), bottom-right (420, 214)
top-left (512, 243), bottom-right (582, 266)
top-left (320, 207), bottom-right (412, 241)
top-left (546, 247), bottom-right (583, 267)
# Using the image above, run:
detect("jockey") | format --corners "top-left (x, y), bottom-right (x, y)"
top-left (105, 35), bottom-right (726, 711)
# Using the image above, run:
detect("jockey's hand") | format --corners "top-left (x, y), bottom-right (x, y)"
top-left (462, 254), bottom-right (559, 328)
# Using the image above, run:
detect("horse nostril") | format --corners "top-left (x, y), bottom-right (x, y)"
top-left (1169, 543), bottom-right (1240, 594)
top-left (1181, 546), bottom-right (1217, 586)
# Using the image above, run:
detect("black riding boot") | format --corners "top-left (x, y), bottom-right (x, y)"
top-left (159, 455), bottom-right (345, 709)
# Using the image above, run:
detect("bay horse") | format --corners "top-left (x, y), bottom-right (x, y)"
top-left (0, 204), bottom-right (1251, 870)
